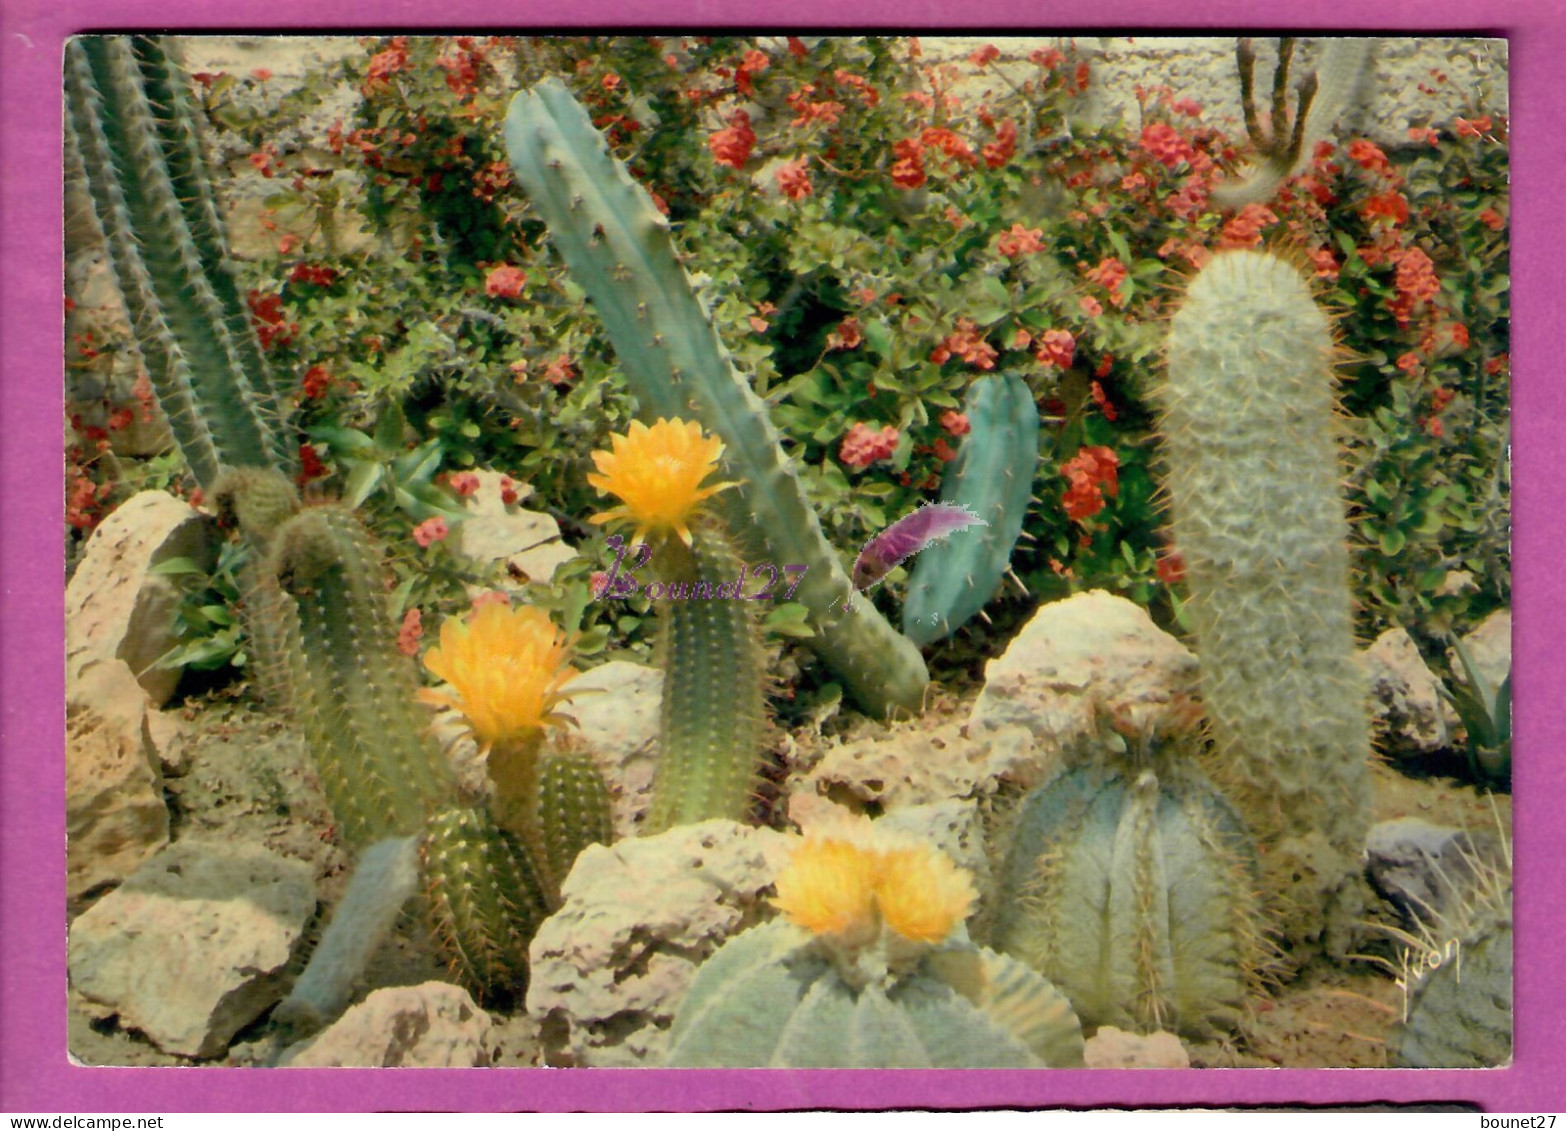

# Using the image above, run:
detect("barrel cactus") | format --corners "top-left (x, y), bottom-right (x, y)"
top-left (665, 834), bottom-right (1084, 1067)
top-left (1159, 248), bottom-right (1372, 957)
top-left (991, 724), bottom-right (1268, 1038)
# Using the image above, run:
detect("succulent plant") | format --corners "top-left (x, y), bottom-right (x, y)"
top-left (666, 834), bottom-right (1085, 1067)
top-left (1159, 248), bottom-right (1373, 956)
top-left (902, 372), bottom-right (1040, 645)
top-left (1439, 635), bottom-right (1511, 786)
top-left (504, 78), bottom-right (928, 720)
top-left (991, 726), bottom-right (1268, 1038)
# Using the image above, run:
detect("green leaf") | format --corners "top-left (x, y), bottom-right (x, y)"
top-left (762, 601), bottom-right (816, 639)
top-left (148, 556), bottom-right (206, 577)
top-left (1378, 527), bottom-right (1408, 556)
top-left (343, 460), bottom-right (385, 509)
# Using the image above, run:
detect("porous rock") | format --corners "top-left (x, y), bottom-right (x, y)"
top-left (1359, 628), bottom-right (1450, 758)
top-left (527, 820), bottom-right (791, 1066)
top-left (454, 470), bottom-right (576, 585)
top-left (66, 659), bottom-right (169, 899)
top-left (1084, 1026), bottom-right (1190, 1069)
top-left (1366, 817), bottom-right (1504, 927)
top-left (69, 841), bottom-right (316, 1058)
top-left (66, 491), bottom-right (219, 706)
top-left (1456, 609), bottom-right (1511, 693)
top-left (567, 661), bottom-right (663, 837)
top-left (969, 590), bottom-right (1199, 747)
top-left (282, 983), bottom-right (491, 1067)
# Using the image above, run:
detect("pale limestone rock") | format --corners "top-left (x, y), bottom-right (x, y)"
top-left (567, 661), bottom-right (663, 837)
top-left (66, 659), bottom-right (168, 898)
top-left (453, 470), bottom-right (576, 585)
top-left (1359, 628), bottom-right (1450, 758)
top-left (1457, 609), bottom-right (1511, 694)
top-left (1085, 1026), bottom-right (1190, 1069)
top-left (527, 820), bottom-right (791, 1066)
top-left (69, 841), bottom-right (316, 1058)
top-left (969, 590), bottom-right (1199, 748)
top-left (282, 983), bottom-right (491, 1067)
top-left (66, 491), bottom-right (219, 706)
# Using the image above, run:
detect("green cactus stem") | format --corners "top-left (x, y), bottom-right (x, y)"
top-left (1159, 248), bottom-right (1373, 957)
top-left (903, 372), bottom-right (1040, 645)
top-left (504, 78), bottom-right (927, 720)
top-left (992, 758), bottom-right (1266, 1038)
top-left (536, 748), bottom-right (614, 893)
top-left (64, 36), bottom-right (293, 488)
top-left (421, 807), bottom-right (553, 1003)
top-left (644, 525), bottom-right (769, 832)
top-left (269, 506), bottom-right (457, 845)
top-left (664, 920), bottom-right (1084, 1067)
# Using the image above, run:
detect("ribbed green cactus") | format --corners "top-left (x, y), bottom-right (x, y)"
top-left (536, 748), bottom-right (615, 891)
top-left (503, 78), bottom-right (927, 720)
top-left (1159, 248), bottom-right (1372, 956)
top-left (645, 524), bottom-right (769, 832)
top-left (902, 372), bottom-right (1040, 644)
top-left (421, 807), bottom-right (553, 1003)
top-left (1390, 833), bottom-right (1512, 1067)
top-left (665, 920), bottom-right (1084, 1067)
top-left (991, 758), bottom-right (1267, 1038)
top-left (269, 506), bottom-right (458, 845)
top-left (64, 35), bottom-right (294, 489)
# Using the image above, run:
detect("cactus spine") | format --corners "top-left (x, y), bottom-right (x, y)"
top-left (64, 36), bottom-right (293, 488)
top-left (503, 79), bottom-right (928, 720)
top-left (903, 372), bottom-right (1040, 644)
top-left (992, 757), bottom-right (1266, 1037)
top-left (1159, 249), bottom-right (1372, 956)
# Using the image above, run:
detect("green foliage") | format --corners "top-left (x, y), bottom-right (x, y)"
top-left (1439, 636), bottom-right (1511, 786)
top-left (664, 920), bottom-right (1085, 1067)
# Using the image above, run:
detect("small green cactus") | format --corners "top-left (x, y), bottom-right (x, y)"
top-left (536, 748), bottom-right (615, 891)
top-left (1159, 248), bottom-right (1373, 956)
top-left (902, 372), bottom-right (1040, 645)
top-left (666, 834), bottom-right (1084, 1067)
top-left (504, 78), bottom-right (928, 720)
top-left (992, 752), bottom-right (1267, 1038)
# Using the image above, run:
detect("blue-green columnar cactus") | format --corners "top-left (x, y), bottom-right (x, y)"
top-left (903, 372), bottom-right (1040, 645)
top-left (1159, 248), bottom-right (1373, 956)
top-left (64, 36), bottom-right (294, 488)
top-left (504, 78), bottom-right (928, 720)
top-left (665, 835), bottom-right (1084, 1067)
top-left (992, 754), bottom-right (1267, 1038)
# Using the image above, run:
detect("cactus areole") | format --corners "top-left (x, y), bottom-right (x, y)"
top-left (1159, 249), bottom-right (1373, 957)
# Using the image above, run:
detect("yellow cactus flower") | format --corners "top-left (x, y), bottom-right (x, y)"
top-left (418, 601), bottom-right (579, 749)
top-left (587, 418), bottom-right (735, 547)
top-left (873, 844), bottom-right (978, 944)
top-left (772, 838), bottom-right (881, 943)
top-left (773, 834), bottom-right (976, 948)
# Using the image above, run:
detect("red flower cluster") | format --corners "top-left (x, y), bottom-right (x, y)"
top-left (396, 607), bottom-right (423, 657)
top-left (940, 410), bottom-right (971, 437)
top-left (1035, 329), bottom-right (1075, 369)
top-left (826, 317), bottom-right (863, 351)
top-left (1454, 116), bottom-right (1492, 139)
top-left (969, 44), bottom-right (1000, 67)
top-left (891, 137), bottom-right (926, 189)
top-left (786, 85), bottom-right (846, 128)
top-left (1218, 203), bottom-right (1279, 250)
top-left (997, 222), bottom-right (1044, 258)
top-left (364, 38), bottom-right (409, 90)
top-left (447, 471), bottom-right (481, 498)
top-left (1390, 245), bottom-right (1440, 325)
top-left (735, 49), bottom-right (769, 95)
top-left (1060, 445), bottom-right (1120, 522)
top-left (1090, 379), bottom-right (1118, 422)
top-left (247, 290), bottom-right (297, 351)
top-left (485, 265), bottom-right (527, 299)
top-left (983, 119), bottom-right (1017, 169)
top-left (301, 365), bottom-right (333, 400)
top-left (1347, 138), bottom-right (1392, 175)
top-left (775, 156), bottom-right (813, 201)
top-left (412, 516), bottom-right (449, 548)
top-left (1082, 257), bottom-right (1128, 307)
top-left (709, 110), bottom-right (757, 169)
top-left (1140, 122), bottom-right (1195, 168)
top-left (288, 262), bottom-right (337, 288)
top-left (1361, 190), bottom-right (1410, 228)
top-left (839, 422), bottom-right (900, 469)
top-left (298, 442), bottom-right (328, 486)
top-left (931, 318), bottom-right (997, 370)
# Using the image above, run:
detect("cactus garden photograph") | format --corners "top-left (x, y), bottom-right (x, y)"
top-left (63, 34), bottom-right (1511, 1071)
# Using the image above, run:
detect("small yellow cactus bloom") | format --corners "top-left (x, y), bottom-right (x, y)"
top-left (418, 601), bottom-right (580, 749)
top-left (873, 845), bottom-right (978, 944)
top-left (773, 835), bottom-right (976, 947)
top-left (587, 418), bottom-right (736, 547)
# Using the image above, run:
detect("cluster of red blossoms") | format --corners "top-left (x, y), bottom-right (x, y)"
top-left (839, 422), bottom-right (901, 469)
top-left (709, 109), bottom-right (757, 169)
top-left (246, 290), bottom-right (297, 351)
top-left (1060, 445), bottom-right (1120, 523)
top-left (930, 318), bottom-right (997, 370)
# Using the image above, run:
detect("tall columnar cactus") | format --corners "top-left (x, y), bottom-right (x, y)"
top-left (1159, 249), bottom-right (1372, 955)
top-left (64, 35), bottom-right (294, 489)
top-left (587, 419), bottom-right (767, 831)
top-left (666, 835), bottom-right (1084, 1067)
top-left (269, 506), bottom-right (459, 844)
top-left (504, 78), bottom-right (928, 720)
top-left (991, 753), bottom-right (1267, 1038)
top-left (902, 372), bottom-right (1040, 645)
